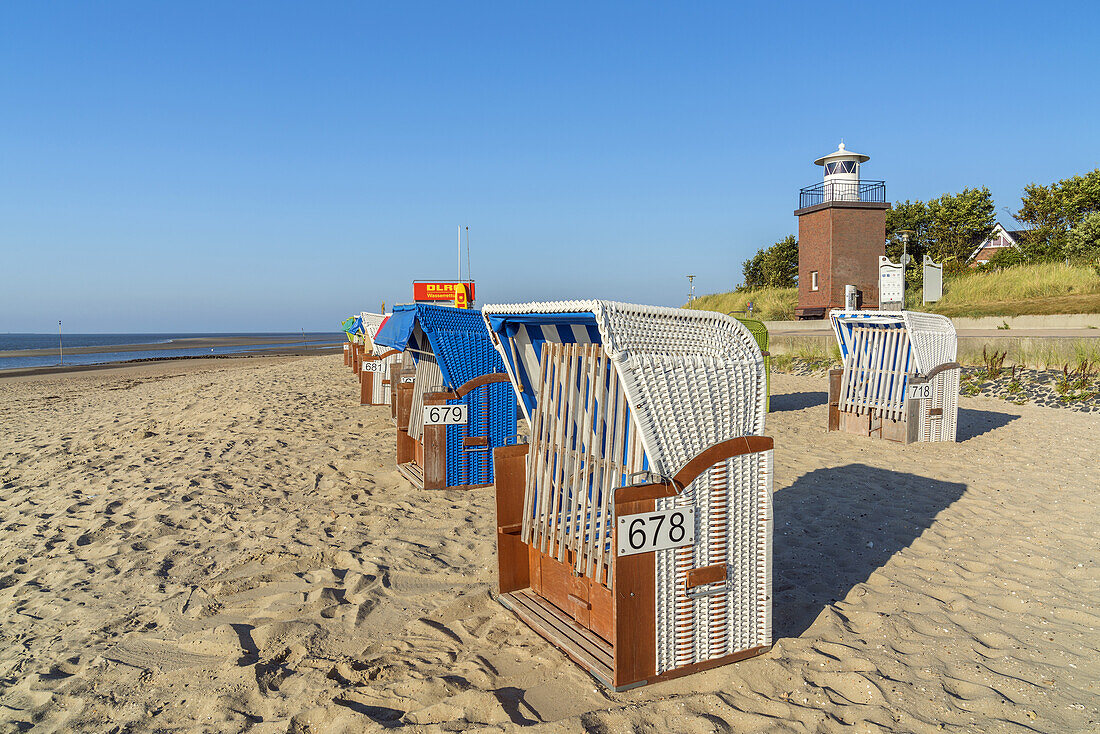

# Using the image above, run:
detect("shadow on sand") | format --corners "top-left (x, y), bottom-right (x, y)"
top-left (956, 407), bottom-right (1019, 441)
top-left (769, 391), bottom-right (1019, 442)
top-left (772, 463), bottom-right (967, 640)
top-left (769, 391), bottom-right (828, 412)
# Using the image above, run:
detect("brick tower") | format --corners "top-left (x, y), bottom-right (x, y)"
top-left (794, 143), bottom-right (889, 319)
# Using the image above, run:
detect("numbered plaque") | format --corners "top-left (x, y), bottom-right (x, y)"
top-left (616, 507), bottom-right (695, 556)
top-left (361, 360), bottom-right (384, 373)
top-left (422, 404), bottom-right (468, 426)
top-left (401, 375), bottom-right (416, 384)
top-left (907, 382), bottom-right (933, 401)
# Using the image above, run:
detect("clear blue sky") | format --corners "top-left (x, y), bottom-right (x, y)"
top-left (3, 2), bottom-right (1098, 332)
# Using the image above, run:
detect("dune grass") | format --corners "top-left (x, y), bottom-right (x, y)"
top-left (921, 262), bottom-right (1100, 317)
top-left (688, 263), bottom-right (1100, 320)
top-left (956, 338), bottom-right (1100, 370)
top-left (685, 287), bottom-right (798, 321)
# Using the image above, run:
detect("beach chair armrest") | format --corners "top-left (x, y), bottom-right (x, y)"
top-left (454, 372), bottom-right (512, 398)
top-left (672, 436), bottom-right (774, 488)
top-left (614, 435), bottom-right (774, 505)
top-left (910, 361), bottom-right (962, 383)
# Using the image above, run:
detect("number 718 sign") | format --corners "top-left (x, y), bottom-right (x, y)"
top-left (617, 507), bottom-right (695, 556)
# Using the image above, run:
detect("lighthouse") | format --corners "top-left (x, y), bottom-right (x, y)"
top-left (794, 142), bottom-right (889, 319)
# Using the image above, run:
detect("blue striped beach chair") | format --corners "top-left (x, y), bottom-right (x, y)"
top-left (373, 304), bottom-right (517, 490)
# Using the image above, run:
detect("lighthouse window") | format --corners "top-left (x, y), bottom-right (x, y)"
top-left (825, 161), bottom-right (858, 175)
top-left (811, 271), bottom-right (819, 291)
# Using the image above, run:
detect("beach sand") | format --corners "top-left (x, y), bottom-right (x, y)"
top-left (1, 356), bottom-right (1097, 732)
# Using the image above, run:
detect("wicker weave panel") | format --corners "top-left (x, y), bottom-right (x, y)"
top-left (654, 449), bottom-right (772, 674)
top-left (408, 355), bottom-right (443, 442)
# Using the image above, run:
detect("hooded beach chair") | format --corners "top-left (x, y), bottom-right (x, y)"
top-left (341, 315), bottom-right (359, 368)
top-left (734, 316), bottom-right (770, 412)
top-left (828, 310), bottom-right (960, 443)
top-left (373, 304), bottom-right (517, 490)
top-left (482, 301), bottom-right (773, 690)
top-left (356, 312), bottom-right (401, 407)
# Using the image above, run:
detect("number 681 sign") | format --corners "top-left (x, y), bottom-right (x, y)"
top-left (617, 507), bottom-right (695, 556)
top-left (423, 404), bottom-right (468, 425)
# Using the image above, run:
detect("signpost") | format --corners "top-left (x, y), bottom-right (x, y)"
top-left (923, 255), bottom-right (943, 304)
top-left (878, 256), bottom-right (905, 311)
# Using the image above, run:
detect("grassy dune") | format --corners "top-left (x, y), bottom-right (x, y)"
top-left (922, 263), bottom-right (1100, 317)
top-left (687, 264), bottom-right (1100, 320)
top-left (685, 287), bottom-right (798, 321)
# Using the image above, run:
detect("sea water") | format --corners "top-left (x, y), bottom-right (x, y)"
top-left (0, 333), bottom-right (343, 371)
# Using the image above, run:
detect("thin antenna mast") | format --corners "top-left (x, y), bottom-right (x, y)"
top-left (465, 226), bottom-right (472, 289)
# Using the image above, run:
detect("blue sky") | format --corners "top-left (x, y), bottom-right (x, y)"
top-left (3, 2), bottom-right (1098, 332)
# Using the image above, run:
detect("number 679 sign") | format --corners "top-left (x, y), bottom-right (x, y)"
top-left (617, 507), bottom-right (695, 556)
top-left (423, 404), bottom-right (468, 425)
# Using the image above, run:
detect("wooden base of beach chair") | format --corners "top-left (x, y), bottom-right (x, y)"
top-left (494, 438), bottom-right (773, 691)
top-left (343, 344), bottom-right (350, 367)
top-left (498, 590), bottom-right (768, 691)
top-left (829, 369), bottom-right (918, 443)
top-left (359, 350), bottom-right (399, 406)
top-left (396, 460), bottom-right (424, 488)
top-left (360, 366), bottom-right (373, 405)
top-left (396, 461), bottom-right (492, 492)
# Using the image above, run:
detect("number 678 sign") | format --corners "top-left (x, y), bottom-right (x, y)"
top-left (423, 404), bottom-right (468, 425)
top-left (617, 507), bottom-right (695, 556)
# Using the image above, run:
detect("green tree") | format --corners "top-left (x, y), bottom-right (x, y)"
top-left (1015, 168), bottom-right (1100, 260)
top-left (885, 199), bottom-right (932, 264)
top-left (884, 188), bottom-right (994, 277)
top-left (1065, 211), bottom-right (1100, 262)
top-left (885, 200), bottom-right (932, 287)
top-left (741, 235), bottom-right (798, 289)
top-left (925, 187), bottom-right (996, 269)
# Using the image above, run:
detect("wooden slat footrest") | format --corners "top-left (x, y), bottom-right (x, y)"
top-left (396, 461), bottom-right (425, 490)
top-left (499, 590), bottom-right (614, 687)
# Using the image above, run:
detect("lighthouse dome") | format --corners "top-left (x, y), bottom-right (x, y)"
top-left (814, 142), bottom-right (870, 166)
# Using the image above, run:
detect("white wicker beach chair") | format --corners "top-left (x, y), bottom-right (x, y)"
top-left (482, 300), bottom-right (773, 690)
top-left (828, 310), bottom-right (960, 442)
top-left (357, 312), bottom-right (400, 406)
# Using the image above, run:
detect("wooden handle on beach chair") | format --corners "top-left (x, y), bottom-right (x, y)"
top-left (910, 362), bottom-right (962, 384)
top-left (613, 435), bottom-right (773, 505)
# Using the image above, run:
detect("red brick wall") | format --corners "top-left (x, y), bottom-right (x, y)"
top-left (797, 209), bottom-right (832, 311)
top-left (797, 203), bottom-right (886, 315)
top-left (830, 207), bottom-right (885, 308)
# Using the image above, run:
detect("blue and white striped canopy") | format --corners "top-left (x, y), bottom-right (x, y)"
top-left (483, 311), bottom-right (602, 417)
top-left (373, 303), bottom-right (506, 390)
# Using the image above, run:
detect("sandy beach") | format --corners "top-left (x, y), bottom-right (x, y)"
top-left (1, 355), bottom-right (1097, 732)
